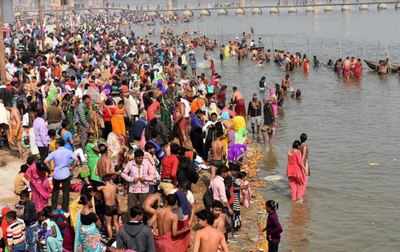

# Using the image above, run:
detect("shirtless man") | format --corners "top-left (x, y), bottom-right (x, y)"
top-left (211, 131), bottom-right (225, 168)
top-left (155, 194), bottom-right (190, 252)
top-left (212, 200), bottom-right (226, 234)
top-left (343, 57), bottom-right (351, 80)
top-left (143, 190), bottom-right (162, 226)
top-left (193, 209), bottom-right (229, 252)
top-left (98, 174), bottom-right (119, 238)
top-left (96, 144), bottom-right (114, 178)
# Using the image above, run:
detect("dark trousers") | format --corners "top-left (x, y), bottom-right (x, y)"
top-left (268, 240), bottom-right (280, 252)
top-left (102, 121), bottom-right (112, 139)
top-left (128, 193), bottom-right (148, 211)
top-left (51, 176), bottom-right (71, 212)
top-left (38, 146), bottom-right (49, 161)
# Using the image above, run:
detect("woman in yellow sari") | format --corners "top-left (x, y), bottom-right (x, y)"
top-left (110, 100), bottom-right (126, 137)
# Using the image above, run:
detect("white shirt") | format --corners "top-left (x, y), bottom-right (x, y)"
top-left (181, 98), bottom-right (191, 118)
top-left (124, 95), bottom-right (139, 117)
top-left (73, 148), bottom-right (87, 163)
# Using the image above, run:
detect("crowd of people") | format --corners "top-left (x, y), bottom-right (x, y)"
top-left (0, 9), bottom-right (327, 252)
top-left (0, 13), bottom-right (300, 252)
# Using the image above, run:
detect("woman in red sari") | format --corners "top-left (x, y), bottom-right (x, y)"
top-left (303, 55), bottom-right (310, 74)
top-left (287, 140), bottom-right (306, 203)
top-left (353, 58), bottom-right (363, 80)
top-left (232, 86), bottom-right (246, 117)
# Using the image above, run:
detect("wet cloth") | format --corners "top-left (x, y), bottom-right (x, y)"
top-left (287, 150), bottom-right (306, 201)
top-left (154, 231), bottom-right (189, 252)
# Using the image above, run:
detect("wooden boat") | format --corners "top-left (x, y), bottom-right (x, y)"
top-left (364, 60), bottom-right (378, 71)
top-left (364, 60), bottom-right (400, 73)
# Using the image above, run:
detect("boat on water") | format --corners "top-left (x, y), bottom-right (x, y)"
top-left (364, 60), bottom-right (400, 73)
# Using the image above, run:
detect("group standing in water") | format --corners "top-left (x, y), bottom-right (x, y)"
top-left (329, 57), bottom-right (363, 80)
top-left (287, 133), bottom-right (310, 204)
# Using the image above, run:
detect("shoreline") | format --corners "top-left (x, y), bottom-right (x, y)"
top-left (191, 144), bottom-right (269, 252)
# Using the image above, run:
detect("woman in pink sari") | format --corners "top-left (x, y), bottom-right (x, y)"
top-left (287, 140), bottom-right (306, 204)
top-left (25, 157), bottom-right (52, 212)
top-left (267, 87), bottom-right (279, 118)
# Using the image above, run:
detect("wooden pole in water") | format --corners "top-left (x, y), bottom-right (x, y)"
top-left (0, 4), bottom-right (7, 84)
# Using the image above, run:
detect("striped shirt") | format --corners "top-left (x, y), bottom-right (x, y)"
top-left (7, 218), bottom-right (26, 246)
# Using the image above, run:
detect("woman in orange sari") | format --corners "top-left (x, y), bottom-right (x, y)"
top-left (110, 100), bottom-right (126, 137)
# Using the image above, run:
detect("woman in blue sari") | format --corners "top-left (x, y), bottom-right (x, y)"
top-left (74, 195), bottom-right (105, 252)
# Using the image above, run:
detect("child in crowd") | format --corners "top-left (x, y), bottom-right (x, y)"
top-left (14, 164), bottom-right (30, 196)
top-left (73, 140), bottom-right (89, 180)
top-left (263, 200), bottom-right (283, 252)
top-left (38, 222), bottom-right (52, 249)
top-left (48, 129), bottom-right (57, 152)
top-left (231, 173), bottom-right (242, 233)
top-left (240, 171), bottom-right (252, 209)
top-left (212, 200), bottom-right (227, 236)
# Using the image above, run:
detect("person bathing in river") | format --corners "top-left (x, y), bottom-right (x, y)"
top-left (302, 54), bottom-right (310, 74)
top-left (378, 60), bottom-right (389, 75)
top-left (343, 57), bottom-right (351, 80)
top-left (299, 133), bottom-right (310, 192)
top-left (281, 74), bottom-right (291, 93)
top-left (247, 94), bottom-right (262, 137)
top-left (287, 140), bottom-right (306, 203)
top-left (313, 56), bottom-right (320, 69)
top-left (334, 58), bottom-right (343, 74)
top-left (353, 58), bottom-right (363, 80)
top-left (262, 99), bottom-right (275, 145)
top-left (259, 76), bottom-right (266, 91)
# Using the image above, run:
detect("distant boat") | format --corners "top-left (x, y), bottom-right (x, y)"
top-left (364, 60), bottom-right (400, 73)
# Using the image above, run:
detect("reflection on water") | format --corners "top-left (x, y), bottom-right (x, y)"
top-left (286, 202), bottom-right (311, 252)
top-left (264, 144), bottom-right (279, 170)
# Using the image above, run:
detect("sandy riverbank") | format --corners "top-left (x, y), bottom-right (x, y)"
top-left (191, 145), bottom-right (269, 252)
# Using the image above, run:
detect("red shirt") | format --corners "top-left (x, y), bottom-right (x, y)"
top-left (161, 155), bottom-right (179, 182)
top-left (103, 106), bottom-right (112, 122)
top-left (146, 101), bottom-right (160, 122)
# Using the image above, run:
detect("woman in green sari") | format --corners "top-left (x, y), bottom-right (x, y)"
top-left (85, 134), bottom-right (101, 182)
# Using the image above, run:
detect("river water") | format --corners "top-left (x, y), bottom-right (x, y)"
top-left (130, 8), bottom-right (400, 251)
